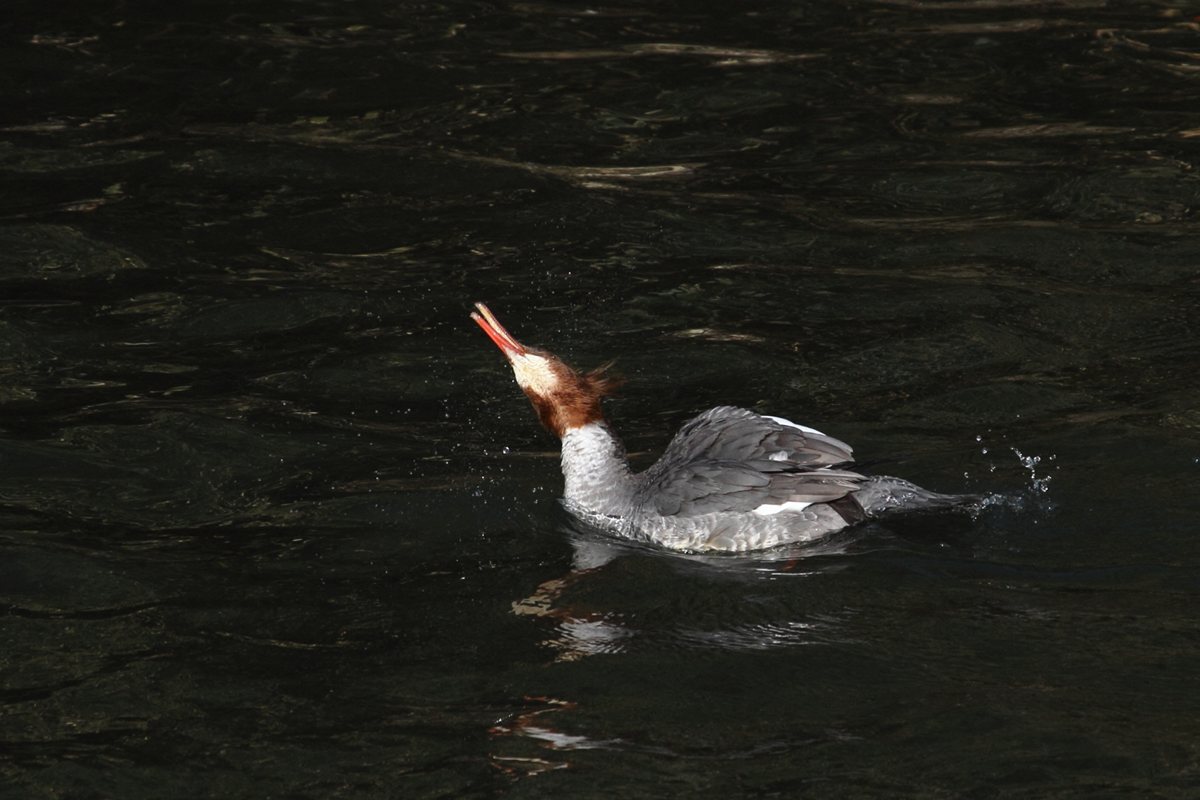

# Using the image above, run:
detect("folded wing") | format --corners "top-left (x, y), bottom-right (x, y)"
top-left (637, 406), bottom-right (868, 517)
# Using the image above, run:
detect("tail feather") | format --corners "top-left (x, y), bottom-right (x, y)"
top-left (852, 476), bottom-right (978, 519)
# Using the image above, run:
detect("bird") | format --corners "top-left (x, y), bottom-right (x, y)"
top-left (471, 302), bottom-right (974, 553)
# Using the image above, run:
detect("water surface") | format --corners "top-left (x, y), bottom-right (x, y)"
top-left (2, 1), bottom-right (1199, 797)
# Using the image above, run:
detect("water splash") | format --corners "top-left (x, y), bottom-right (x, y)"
top-left (1011, 446), bottom-right (1055, 496)
top-left (965, 432), bottom-right (1058, 517)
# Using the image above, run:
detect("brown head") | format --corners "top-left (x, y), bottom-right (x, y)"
top-left (471, 302), bottom-right (619, 438)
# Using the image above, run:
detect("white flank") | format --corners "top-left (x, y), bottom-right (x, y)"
top-left (763, 415), bottom-right (825, 436)
top-left (752, 500), bottom-right (813, 516)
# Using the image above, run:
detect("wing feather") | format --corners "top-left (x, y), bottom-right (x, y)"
top-left (637, 407), bottom-right (866, 518)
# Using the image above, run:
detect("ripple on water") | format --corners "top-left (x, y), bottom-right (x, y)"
top-left (0, 224), bottom-right (146, 280)
top-left (2, 0), bottom-right (1199, 796)
top-left (0, 412), bottom-right (307, 529)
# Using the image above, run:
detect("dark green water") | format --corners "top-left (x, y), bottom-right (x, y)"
top-left (2, 1), bottom-right (1199, 797)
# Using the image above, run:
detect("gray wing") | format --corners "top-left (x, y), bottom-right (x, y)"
top-left (637, 406), bottom-right (867, 517)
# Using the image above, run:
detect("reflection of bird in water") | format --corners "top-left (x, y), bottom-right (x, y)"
top-left (472, 302), bottom-right (974, 553)
top-left (511, 517), bottom-right (860, 663)
top-left (512, 587), bottom-right (630, 663)
top-left (489, 695), bottom-right (599, 777)
top-left (509, 539), bottom-right (634, 663)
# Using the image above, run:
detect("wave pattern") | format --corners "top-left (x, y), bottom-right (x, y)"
top-left (1, 0), bottom-right (1198, 797)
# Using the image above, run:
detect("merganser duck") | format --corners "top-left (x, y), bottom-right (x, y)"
top-left (471, 302), bottom-right (972, 553)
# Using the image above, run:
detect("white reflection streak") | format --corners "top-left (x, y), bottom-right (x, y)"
top-left (490, 696), bottom-right (621, 778)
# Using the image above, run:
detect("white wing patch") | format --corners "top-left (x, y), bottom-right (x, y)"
top-left (755, 415), bottom-right (835, 515)
top-left (752, 500), bottom-right (813, 516)
top-left (764, 415), bottom-right (825, 436)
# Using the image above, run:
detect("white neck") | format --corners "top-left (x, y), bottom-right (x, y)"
top-left (559, 422), bottom-right (635, 517)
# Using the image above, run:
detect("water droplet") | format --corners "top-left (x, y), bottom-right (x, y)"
top-left (1011, 446), bottom-right (1054, 495)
